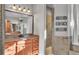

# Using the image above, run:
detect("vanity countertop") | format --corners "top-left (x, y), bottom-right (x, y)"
top-left (5, 34), bottom-right (39, 42)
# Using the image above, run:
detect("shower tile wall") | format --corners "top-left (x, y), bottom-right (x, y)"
top-left (53, 5), bottom-right (70, 55)
top-left (45, 7), bottom-right (54, 55)
top-left (53, 37), bottom-right (70, 54)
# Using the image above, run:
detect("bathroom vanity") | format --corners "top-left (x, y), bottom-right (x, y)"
top-left (4, 34), bottom-right (39, 55)
top-left (4, 5), bottom-right (39, 55)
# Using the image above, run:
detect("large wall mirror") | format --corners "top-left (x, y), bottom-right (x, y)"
top-left (5, 10), bottom-right (33, 37)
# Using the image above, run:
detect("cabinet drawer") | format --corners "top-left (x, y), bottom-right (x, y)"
top-left (25, 44), bottom-right (32, 48)
top-left (25, 40), bottom-right (32, 44)
top-left (17, 41), bottom-right (25, 45)
top-left (5, 44), bottom-right (16, 49)
top-left (5, 44), bottom-right (16, 51)
top-left (17, 45), bottom-right (25, 49)
top-left (25, 42), bottom-right (32, 45)
top-left (32, 39), bottom-right (39, 42)
top-left (5, 41), bottom-right (16, 49)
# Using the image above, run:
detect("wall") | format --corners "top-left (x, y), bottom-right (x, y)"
top-left (33, 4), bottom-right (46, 55)
top-left (53, 4), bottom-right (70, 54)
top-left (54, 4), bottom-right (68, 36)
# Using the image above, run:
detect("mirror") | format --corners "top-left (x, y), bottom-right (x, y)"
top-left (5, 11), bottom-right (33, 36)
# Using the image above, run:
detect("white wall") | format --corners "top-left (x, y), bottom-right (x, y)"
top-left (54, 4), bottom-right (68, 16)
top-left (33, 4), bottom-right (46, 55)
top-left (53, 4), bottom-right (68, 36)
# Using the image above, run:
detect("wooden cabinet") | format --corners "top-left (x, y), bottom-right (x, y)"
top-left (16, 40), bottom-right (25, 55)
top-left (4, 35), bottom-right (39, 55)
top-left (25, 39), bottom-right (32, 55)
top-left (4, 41), bottom-right (16, 55)
top-left (32, 37), bottom-right (39, 55)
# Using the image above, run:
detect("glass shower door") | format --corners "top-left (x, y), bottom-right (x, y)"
top-left (69, 4), bottom-right (79, 54)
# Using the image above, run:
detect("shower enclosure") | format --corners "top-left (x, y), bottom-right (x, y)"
top-left (45, 4), bottom-right (79, 55)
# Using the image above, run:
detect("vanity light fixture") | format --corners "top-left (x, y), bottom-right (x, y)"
top-left (12, 4), bottom-right (17, 10)
top-left (11, 5), bottom-right (32, 14)
top-left (18, 6), bottom-right (22, 11)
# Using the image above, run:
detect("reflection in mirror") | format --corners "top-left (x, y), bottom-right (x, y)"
top-left (5, 11), bottom-right (33, 36)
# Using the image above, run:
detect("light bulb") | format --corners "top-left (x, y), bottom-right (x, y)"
top-left (23, 8), bottom-right (26, 12)
top-left (18, 6), bottom-right (22, 11)
top-left (27, 9), bottom-right (31, 13)
top-left (12, 4), bottom-right (17, 10)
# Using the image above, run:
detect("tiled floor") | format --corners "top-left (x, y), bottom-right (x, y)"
top-left (46, 46), bottom-right (53, 55)
top-left (69, 51), bottom-right (79, 55)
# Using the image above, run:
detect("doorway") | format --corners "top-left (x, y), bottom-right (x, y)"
top-left (45, 6), bottom-right (54, 55)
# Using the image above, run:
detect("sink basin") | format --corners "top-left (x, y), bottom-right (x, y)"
top-left (19, 34), bottom-right (32, 40)
top-left (18, 34), bottom-right (33, 38)
top-left (20, 38), bottom-right (27, 40)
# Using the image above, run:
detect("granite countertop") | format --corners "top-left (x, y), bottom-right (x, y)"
top-left (5, 34), bottom-right (39, 42)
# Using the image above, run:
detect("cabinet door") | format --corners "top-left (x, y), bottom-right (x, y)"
top-left (32, 38), bottom-right (39, 55)
top-left (4, 41), bottom-right (16, 55)
top-left (25, 39), bottom-right (32, 55)
top-left (16, 40), bottom-right (25, 55)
